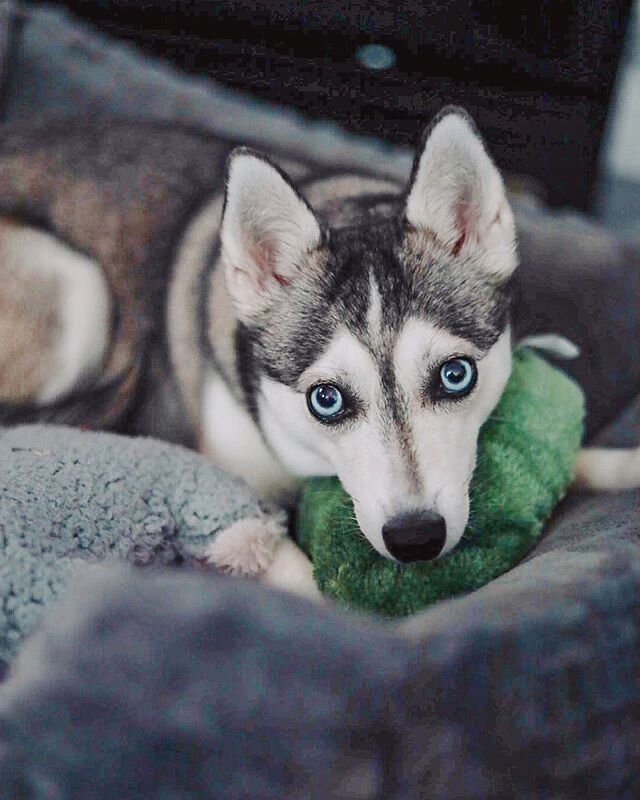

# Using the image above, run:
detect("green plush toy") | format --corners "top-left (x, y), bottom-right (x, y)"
top-left (296, 349), bottom-right (585, 616)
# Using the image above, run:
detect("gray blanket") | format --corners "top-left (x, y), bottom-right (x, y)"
top-left (0, 4), bottom-right (638, 799)
top-left (0, 424), bottom-right (275, 664)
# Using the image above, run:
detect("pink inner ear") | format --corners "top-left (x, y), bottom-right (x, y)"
top-left (451, 188), bottom-right (484, 257)
top-left (451, 196), bottom-right (470, 257)
top-left (247, 235), bottom-right (290, 288)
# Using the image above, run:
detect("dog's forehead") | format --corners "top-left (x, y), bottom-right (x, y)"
top-left (325, 223), bottom-right (403, 320)
top-left (255, 221), bottom-right (510, 385)
top-left (324, 223), bottom-right (509, 348)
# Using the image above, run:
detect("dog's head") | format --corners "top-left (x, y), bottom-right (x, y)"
top-left (219, 107), bottom-right (517, 561)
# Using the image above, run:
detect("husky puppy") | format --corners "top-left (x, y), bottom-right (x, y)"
top-left (0, 108), bottom-right (637, 595)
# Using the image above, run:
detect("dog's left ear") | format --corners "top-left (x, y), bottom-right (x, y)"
top-left (405, 107), bottom-right (517, 279)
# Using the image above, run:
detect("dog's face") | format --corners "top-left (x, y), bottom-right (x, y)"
top-left (219, 108), bottom-right (517, 561)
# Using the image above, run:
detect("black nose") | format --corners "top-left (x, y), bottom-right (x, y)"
top-left (382, 511), bottom-right (447, 562)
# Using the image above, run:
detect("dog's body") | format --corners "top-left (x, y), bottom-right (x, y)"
top-left (0, 110), bottom-right (638, 593)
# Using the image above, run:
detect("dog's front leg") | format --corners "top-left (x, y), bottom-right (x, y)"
top-left (573, 447), bottom-right (640, 490)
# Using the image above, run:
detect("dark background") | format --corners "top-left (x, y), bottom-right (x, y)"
top-left (43, 1), bottom-right (634, 211)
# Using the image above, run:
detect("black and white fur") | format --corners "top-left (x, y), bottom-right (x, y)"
top-left (1, 108), bottom-right (638, 598)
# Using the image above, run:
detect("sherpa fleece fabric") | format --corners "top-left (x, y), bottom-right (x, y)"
top-left (297, 348), bottom-right (585, 615)
top-left (0, 424), bottom-right (277, 663)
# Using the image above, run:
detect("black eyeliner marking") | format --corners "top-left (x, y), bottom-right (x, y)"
top-left (305, 381), bottom-right (361, 426)
top-left (424, 356), bottom-right (478, 405)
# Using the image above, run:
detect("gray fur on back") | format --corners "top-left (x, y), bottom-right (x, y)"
top-left (0, 424), bottom-right (274, 662)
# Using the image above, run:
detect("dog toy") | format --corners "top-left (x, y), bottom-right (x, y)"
top-left (296, 349), bottom-right (585, 616)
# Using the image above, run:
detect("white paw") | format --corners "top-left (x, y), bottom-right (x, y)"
top-left (203, 515), bottom-right (286, 577)
top-left (261, 538), bottom-right (325, 603)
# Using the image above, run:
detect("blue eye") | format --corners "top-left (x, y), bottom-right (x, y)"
top-left (439, 358), bottom-right (477, 397)
top-left (307, 384), bottom-right (344, 421)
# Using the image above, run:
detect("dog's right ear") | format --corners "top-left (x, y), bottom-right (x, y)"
top-left (220, 149), bottom-right (323, 321)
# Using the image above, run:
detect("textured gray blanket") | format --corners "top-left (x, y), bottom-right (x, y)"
top-left (0, 424), bottom-right (275, 663)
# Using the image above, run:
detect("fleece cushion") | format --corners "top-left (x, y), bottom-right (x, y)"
top-left (297, 349), bottom-right (585, 615)
top-left (0, 424), bottom-right (278, 664)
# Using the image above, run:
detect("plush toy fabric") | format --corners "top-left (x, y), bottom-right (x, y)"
top-left (297, 349), bottom-right (585, 616)
top-left (0, 424), bottom-right (278, 663)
